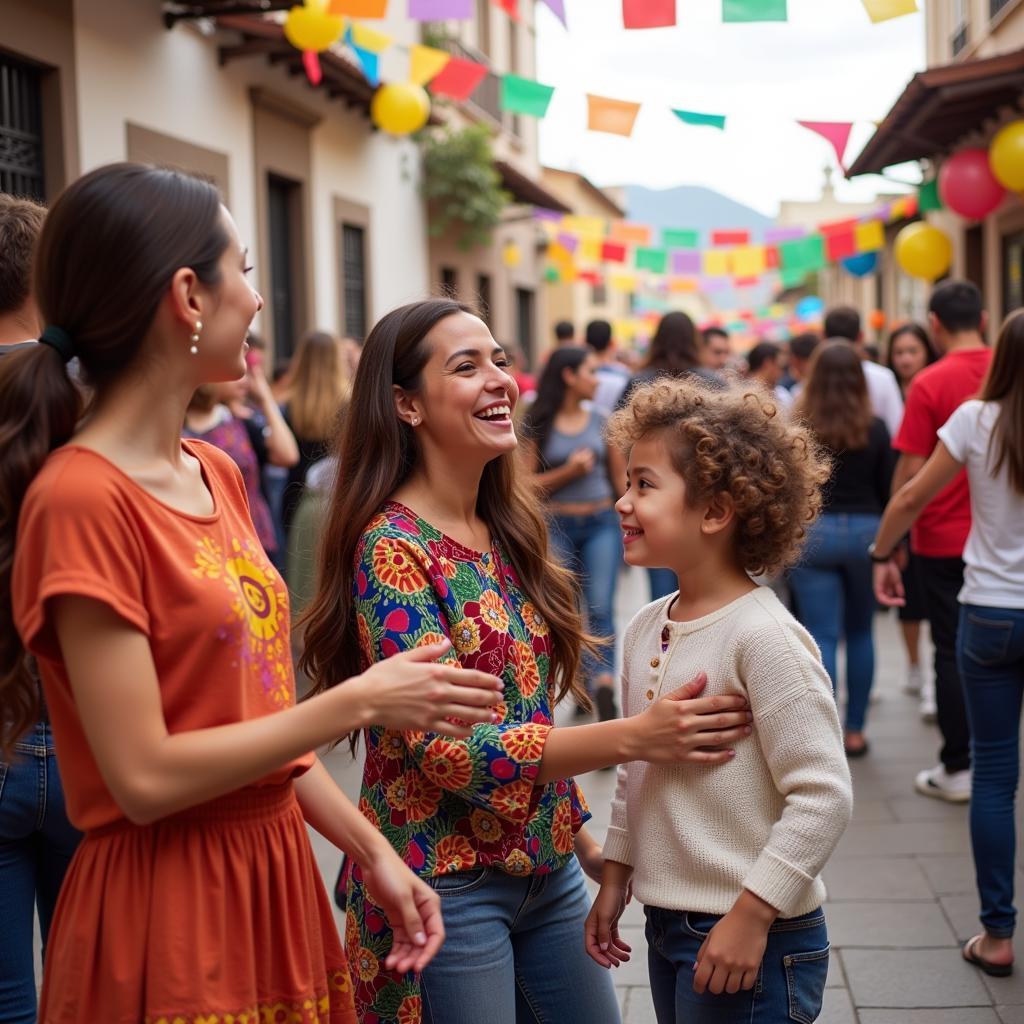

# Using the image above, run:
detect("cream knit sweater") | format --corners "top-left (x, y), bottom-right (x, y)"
top-left (602, 586), bottom-right (853, 918)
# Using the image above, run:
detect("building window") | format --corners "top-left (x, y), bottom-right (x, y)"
top-left (515, 286), bottom-right (535, 365)
top-left (475, 0), bottom-right (491, 57)
top-left (591, 283), bottom-right (608, 306)
top-left (1002, 229), bottom-right (1024, 318)
top-left (0, 54), bottom-right (45, 199)
top-left (476, 273), bottom-right (492, 325)
top-left (267, 172), bottom-right (302, 359)
top-left (952, 0), bottom-right (969, 54)
top-left (441, 266), bottom-right (458, 298)
top-left (341, 223), bottom-right (368, 340)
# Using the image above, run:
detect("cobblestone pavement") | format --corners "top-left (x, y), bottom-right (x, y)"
top-left (313, 566), bottom-right (1023, 1023)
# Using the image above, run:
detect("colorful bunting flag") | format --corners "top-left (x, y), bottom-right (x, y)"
top-left (409, 0), bottom-right (472, 19)
top-left (703, 250), bottom-right (731, 276)
top-left (346, 29), bottom-right (380, 85)
top-left (539, 0), bottom-right (567, 25)
top-left (669, 277), bottom-right (698, 292)
top-left (780, 268), bottom-right (808, 289)
top-left (610, 272), bottom-right (637, 291)
top-left (556, 232), bottom-right (579, 253)
top-left (350, 23), bottom-right (393, 51)
top-left (410, 44), bottom-right (451, 85)
top-left (579, 238), bottom-right (603, 263)
top-left (722, 0), bottom-right (787, 21)
top-left (623, 0), bottom-right (676, 29)
top-left (732, 245), bottom-right (766, 277)
top-left (672, 250), bottom-right (702, 274)
top-left (548, 241), bottom-right (574, 265)
top-left (493, 0), bottom-right (519, 17)
top-left (663, 228), bottom-right (700, 248)
top-left (501, 74), bottom-right (555, 118)
top-left (797, 121), bottom-right (854, 172)
top-left (765, 226), bottom-right (805, 243)
top-left (609, 222), bottom-right (652, 246)
top-left (302, 50), bottom-right (322, 86)
top-left (587, 94), bottom-right (642, 137)
top-left (636, 247), bottom-right (668, 273)
top-left (672, 109), bottom-right (726, 130)
top-left (735, 276), bottom-right (760, 288)
top-left (579, 269), bottom-right (603, 285)
top-left (855, 220), bottom-right (885, 253)
top-left (329, 0), bottom-right (388, 16)
top-left (918, 179), bottom-right (943, 212)
top-left (825, 229), bottom-right (856, 262)
top-left (563, 215), bottom-right (605, 238)
top-left (712, 229), bottom-right (750, 246)
top-left (502, 242), bottom-right (522, 267)
top-left (779, 234), bottom-right (825, 273)
top-left (765, 245), bottom-right (780, 269)
top-left (429, 56), bottom-right (488, 100)
top-left (601, 241), bottom-right (627, 263)
top-left (861, 0), bottom-right (918, 23)
top-left (544, 266), bottom-right (561, 283)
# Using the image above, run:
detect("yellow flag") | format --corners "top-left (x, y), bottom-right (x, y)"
top-left (410, 44), bottom-right (450, 86)
top-left (855, 220), bottom-right (885, 253)
top-left (502, 242), bottom-right (522, 268)
top-left (610, 272), bottom-right (637, 292)
top-left (561, 264), bottom-right (579, 284)
top-left (861, 0), bottom-right (917, 24)
top-left (563, 215), bottom-right (606, 239)
top-left (703, 249), bottom-right (730, 276)
top-left (586, 94), bottom-right (642, 137)
top-left (579, 238), bottom-right (602, 264)
top-left (547, 241), bottom-right (574, 266)
top-left (731, 245), bottom-right (766, 277)
top-left (350, 23), bottom-right (393, 52)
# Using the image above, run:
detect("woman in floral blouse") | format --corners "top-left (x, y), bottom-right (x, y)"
top-left (300, 299), bottom-right (754, 1024)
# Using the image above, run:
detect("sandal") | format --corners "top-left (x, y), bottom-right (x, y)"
top-left (962, 935), bottom-right (1014, 977)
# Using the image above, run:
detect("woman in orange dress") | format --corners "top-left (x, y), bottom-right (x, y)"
top-left (0, 163), bottom-right (503, 1024)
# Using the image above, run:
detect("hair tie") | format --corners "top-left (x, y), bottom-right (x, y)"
top-left (39, 325), bottom-right (76, 363)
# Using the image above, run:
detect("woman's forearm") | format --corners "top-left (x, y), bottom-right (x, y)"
top-left (535, 719), bottom-right (637, 784)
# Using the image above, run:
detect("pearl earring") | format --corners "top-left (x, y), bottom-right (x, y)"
top-left (411, 417), bottom-right (419, 426)
top-left (189, 320), bottom-right (203, 355)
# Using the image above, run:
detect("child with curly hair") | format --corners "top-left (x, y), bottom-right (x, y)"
top-left (585, 380), bottom-right (853, 1023)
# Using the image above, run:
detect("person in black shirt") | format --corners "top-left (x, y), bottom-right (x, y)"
top-left (790, 342), bottom-right (895, 757)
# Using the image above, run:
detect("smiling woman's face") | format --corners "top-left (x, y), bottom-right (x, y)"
top-left (399, 311), bottom-right (520, 461)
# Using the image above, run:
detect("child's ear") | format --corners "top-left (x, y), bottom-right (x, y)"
top-left (701, 492), bottom-right (736, 536)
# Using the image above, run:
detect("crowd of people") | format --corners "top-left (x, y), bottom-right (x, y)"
top-left (0, 165), bottom-right (1022, 1024)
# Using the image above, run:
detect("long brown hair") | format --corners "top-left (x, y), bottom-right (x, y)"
top-left (646, 311), bottom-right (701, 374)
top-left (286, 330), bottom-right (350, 440)
top-left (796, 341), bottom-right (874, 452)
top-left (299, 299), bottom-right (593, 738)
top-left (0, 163), bottom-right (229, 756)
top-left (980, 309), bottom-right (1024, 495)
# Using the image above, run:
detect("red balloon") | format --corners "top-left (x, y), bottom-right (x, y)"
top-left (939, 148), bottom-right (1006, 220)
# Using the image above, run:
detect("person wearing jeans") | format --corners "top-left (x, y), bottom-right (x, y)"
top-left (791, 342), bottom-right (894, 757)
top-left (0, 718), bottom-right (82, 1024)
top-left (873, 308), bottom-right (1024, 974)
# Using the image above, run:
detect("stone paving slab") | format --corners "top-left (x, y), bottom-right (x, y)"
top-left (825, 900), bottom-right (958, 948)
top-left (822, 856), bottom-right (934, 901)
top-left (841, 948), bottom-right (992, 1008)
top-left (859, 1010), bottom-right (1002, 1023)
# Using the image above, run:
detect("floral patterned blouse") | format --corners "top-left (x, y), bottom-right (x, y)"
top-left (342, 501), bottom-right (590, 1024)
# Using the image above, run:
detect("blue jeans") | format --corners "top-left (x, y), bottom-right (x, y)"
top-left (645, 906), bottom-right (829, 1023)
top-left (0, 720), bottom-right (82, 1023)
top-left (420, 857), bottom-right (620, 1024)
top-left (957, 604), bottom-right (1024, 939)
top-left (788, 513), bottom-right (880, 732)
top-left (550, 507), bottom-right (620, 683)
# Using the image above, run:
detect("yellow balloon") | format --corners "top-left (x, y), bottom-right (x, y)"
top-left (894, 222), bottom-right (953, 281)
top-left (284, 2), bottom-right (344, 53)
top-left (371, 83), bottom-right (431, 136)
top-left (990, 120), bottom-right (1024, 192)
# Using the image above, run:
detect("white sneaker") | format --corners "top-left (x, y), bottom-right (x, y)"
top-left (904, 664), bottom-right (924, 695)
top-left (915, 765), bottom-right (971, 803)
top-left (920, 677), bottom-right (937, 724)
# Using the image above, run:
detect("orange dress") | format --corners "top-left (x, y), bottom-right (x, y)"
top-left (12, 440), bottom-right (356, 1024)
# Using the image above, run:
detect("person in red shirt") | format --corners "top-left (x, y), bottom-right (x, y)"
top-left (875, 280), bottom-right (992, 803)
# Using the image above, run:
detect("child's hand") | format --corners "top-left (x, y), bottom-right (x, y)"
top-left (585, 882), bottom-right (633, 969)
top-left (693, 891), bottom-right (777, 996)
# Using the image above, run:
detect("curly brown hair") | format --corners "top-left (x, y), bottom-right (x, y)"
top-left (607, 379), bottom-right (831, 576)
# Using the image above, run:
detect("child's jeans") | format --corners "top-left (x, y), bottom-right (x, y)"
top-left (645, 905), bottom-right (829, 1023)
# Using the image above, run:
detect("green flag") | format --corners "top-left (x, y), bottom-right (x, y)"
top-left (780, 268), bottom-right (808, 289)
top-left (662, 228), bottom-right (700, 248)
top-left (500, 74), bottom-right (555, 118)
top-left (544, 266), bottom-right (561, 283)
top-left (672, 109), bottom-right (726, 130)
top-left (779, 234), bottom-right (825, 273)
top-left (918, 178), bottom-right (943, 213)
top-left (722, 0), bottom-right (787, 21)
top-left (635, 247), bottom-right (668, 273)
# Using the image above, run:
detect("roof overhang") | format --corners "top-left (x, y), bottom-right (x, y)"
top-left (496, 160), bottom-right (572, 213)
top-left (847, 47), bottom-right (1024, 177)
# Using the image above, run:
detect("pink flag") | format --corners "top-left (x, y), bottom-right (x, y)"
top-left (540, 0), bottom-right (567, 24)
top-left (798, 121), bottom-right (854, 172)
top-left (302, 50), bottom-right (322, 86)
top-left (429, 57), bottom-right (488, 101)
top-left (623, 0), bottom-right (676, 28)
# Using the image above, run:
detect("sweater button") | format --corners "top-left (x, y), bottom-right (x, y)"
top-left (646, 688), bottom-right (655, 700)
top-left (650, 657), bottom-right (660, 668)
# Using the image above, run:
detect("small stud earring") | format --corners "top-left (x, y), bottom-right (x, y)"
top-left (411, 417), bottom-right (419, 426)
top-left (189, 319), bottom-right (203, 355)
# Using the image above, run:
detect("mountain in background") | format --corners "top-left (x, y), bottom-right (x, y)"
top-left (622, 185), bottom-right (775, 238)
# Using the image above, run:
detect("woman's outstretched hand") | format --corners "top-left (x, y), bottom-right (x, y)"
top-left (345, 640), bottom-right (504, 738)
top-left (629, 673), bottom-right (752, 765)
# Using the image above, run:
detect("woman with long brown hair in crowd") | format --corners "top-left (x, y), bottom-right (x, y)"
top-left (300, 297), bottom-right (755, 1024)
top-left (0, 164), bottom-right (504, 1024)
top-left (790, 342), bottom-right (895, 757)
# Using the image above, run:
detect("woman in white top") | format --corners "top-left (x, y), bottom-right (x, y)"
top-left (872, 309), bottom-right (1024, 979)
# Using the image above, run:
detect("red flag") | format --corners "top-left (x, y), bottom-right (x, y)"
top-left (601, 241), bottom-right (627, 263)
top-left (429, 56), bottom-right (488, 101)
top-left (493, 0), bottom-right (520, 17)
top-left (623, 0), bottom-right (676, 28)
top-left (734, 276), bottom-right (759, 288)
top-left (825, 229), bottom-right (857, 262)
top-left (712, 229), bottom-right (750, 246)
top-left (798, 121), bottom-right (854, 172)
top-left (765, 245), bottom-right (779, 269)
top-left (578, 269), bottom-right (603, 284)
top-left (302, 50), bottom-right (322, 86)
top-left (818, 216), bottom-right (859, 235)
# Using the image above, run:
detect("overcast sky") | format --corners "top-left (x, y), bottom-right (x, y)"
top-left (535, 0), bottom-right (927, 216)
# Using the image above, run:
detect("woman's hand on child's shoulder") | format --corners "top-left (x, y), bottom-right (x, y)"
top-left (626, 673), bottom-right (753, 765)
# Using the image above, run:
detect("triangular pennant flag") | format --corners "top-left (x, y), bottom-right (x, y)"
top-left (586, 94), bottom-right (642, 137)
top-left (493, 0), bottom-right (520, 17)
top-left (302, 50), bottom-right (323, 86)
top-left (539, 0), bottom-right (567, 24)
top-left (409, 0), bottom-right (471, 19)
top-left (329, 0), bottom-right (388, 16)
top-left (429, 56), bottom-right (488, 101)
top-left (350, 43), bottom-right (380, 85)
top-left (861, 0), bottom-right (917, 23)
top-left (798, 121), bottom-right (854, 172)
top-left (672, 109), bottom-right (726, 130)
top-left (410, 44), bottom-right (451, 85)
top-left (722, 0), bottom-right (787, 21)
top-left (500, 74), bottom-right (555, 118)
top-left (350, 23), bottom-right (393, 51)
top-left (623, 0), bottom-right (676, 29)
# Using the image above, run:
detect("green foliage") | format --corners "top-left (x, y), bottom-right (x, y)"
top-left (420, 124), bottom-right (511, 251)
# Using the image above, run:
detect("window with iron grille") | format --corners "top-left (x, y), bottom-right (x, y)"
top-left (341, 223), bottom-right (368, 340)
top-left (515, 286), bottom-right (534, 365)
top-left (0, 54), bottom-right (45, 200)
top-left (476, 273), bottom-right (492, 325)
top-left (441, 266), bottom-right (458, 298)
